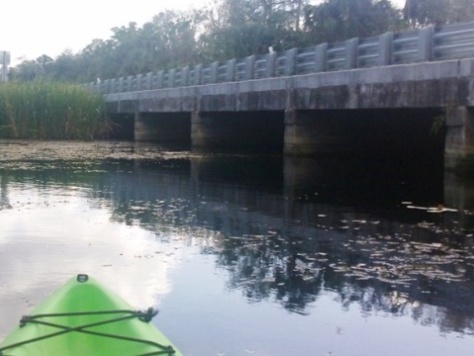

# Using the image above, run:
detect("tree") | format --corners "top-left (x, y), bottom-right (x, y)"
top-left (31, 9), bottom-right (204, 83)
top-left (403, 0), bottom-right (474, 26)
top-left (199, 0), bottom-right (311, 61)
top-left (304, 0), bottom-right (403, 43)
top-left (9, 54), bottom-right (54, 81)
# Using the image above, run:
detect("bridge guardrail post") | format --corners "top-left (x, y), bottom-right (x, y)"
top-left (103, 79), bottom-right (110, 94)
top-left (265, 52), bottom-right (277, 78)
top-left (169, 69), bottom-right (176, 87)
top-left (345, 38), bottom-right (359, 69)
top-left (226, 59), bottom-right (236, 82)
top-left (285, 48), bottom-right (297, 75)
top-left (418, 25), bottom-right (434, 62)
top-left (135, 74), bottom-right (143, 91)
top-left (245, 55), bottom-right (256, 80)
top-left (156, 71), bottom-right (164, 89)
top-left (117, 77), bottom-right (125, 93)
top-left (188, 67), bottom-right (195, 85)
top-left (144, 72), bottom-right (153, 90)
top-left (102, 81), bottom-right (108, 93)
top-left (125, 76), bottom-right (132, 92)
top-left (210, 62), bottom-right (219, 83)
top-left (378, 32), bottom-right (393, 66)
top-left (181, 66), bottom-right (190, 86)
top-left (314, 43), bottom-right (328, 72)
top-left (194, 64), bottom-right (202, 85)
top-left (109, 79), bottom-right (116, 93)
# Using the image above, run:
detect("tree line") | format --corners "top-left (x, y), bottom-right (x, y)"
top-left (10, 0), bottom-right (474, 82)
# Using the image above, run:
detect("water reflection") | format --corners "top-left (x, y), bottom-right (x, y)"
top-left (1, 142), bottom-right (474, 353)
top-left (102, 157), bottom-right (474, 332)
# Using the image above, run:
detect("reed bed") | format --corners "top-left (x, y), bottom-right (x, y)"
top-left (0, 82), bottom-right (111, 140)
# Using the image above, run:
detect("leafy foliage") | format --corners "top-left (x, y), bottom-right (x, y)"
top-left (305, 0), bottom-right (404, 43)
top-left (403, 0), bottom-right (474, 26)
top-left (0, 82), bottom-right (110, 139)
top-left (9, 0), bottom-right (474, 83)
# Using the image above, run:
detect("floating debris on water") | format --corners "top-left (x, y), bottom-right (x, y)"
top-left (407, 203), bottom-right (458, 213)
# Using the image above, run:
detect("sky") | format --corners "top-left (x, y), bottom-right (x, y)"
top-left (1, 0), bottom-right (406, 67)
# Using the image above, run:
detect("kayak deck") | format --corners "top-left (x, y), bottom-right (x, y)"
top-left (0, 274), bottom-right (181, 355)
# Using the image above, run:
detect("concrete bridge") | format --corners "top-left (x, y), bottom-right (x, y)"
top-left (91, 21), bottom-right (474, 169)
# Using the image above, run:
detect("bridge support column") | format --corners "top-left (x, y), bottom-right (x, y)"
top-left (445, 106), bottom-right (474, 169)
top-left (191, 111), bottom-right (210, 150)
top-left (135, 112), bottom-right (157, 141)
top-left (191, 111), bottom-right (247, 151)
top-left (191, 111), bottom-right (284, 152)
top-left (284, 109), bottom-right (352, 155)
top-left (134, 111), bottom-right (191, 147)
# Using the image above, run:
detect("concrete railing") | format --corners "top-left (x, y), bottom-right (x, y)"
top-left (87, 20), bottom-right (474, 94)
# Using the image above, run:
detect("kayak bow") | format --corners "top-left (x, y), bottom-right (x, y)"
top-left (0, 274), bottom-right (182, 355)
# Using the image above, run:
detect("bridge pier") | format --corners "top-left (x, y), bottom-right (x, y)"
top-left (284, 108), bottom-right (447, 159)
top-left (134, 112), bottom-right (191, 147)
top-left (191, 111), bottom-right (283, 152)
top-left (284, 109), bottom-right (378, 156)
top-left (284, 110), bottom-right (348, 155)
top-left (445, 107), bottom-right (474, 169)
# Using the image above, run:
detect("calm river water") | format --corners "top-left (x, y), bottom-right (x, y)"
top-left (1, 141), bottom-right (474, 355)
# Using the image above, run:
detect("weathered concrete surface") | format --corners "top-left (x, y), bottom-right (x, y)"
top-left (106, 58), bottom-right (474, 113)
top-left (134, 112), bottom-right (191, 145)
top-left (191, 111), bottom-right (284, 152)
top-left (105, 58), bottom-right (474, 168)
top-left (445, 107), bottom-right (474, 169)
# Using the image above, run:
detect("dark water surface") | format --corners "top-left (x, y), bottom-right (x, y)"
top-left (1, 141), bottom-right (474, 355)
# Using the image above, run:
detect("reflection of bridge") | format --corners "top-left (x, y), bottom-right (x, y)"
top-left (94, 157), bottom-right (474, 331)
top-left (91, 22), bottom-right (474, 169)
top-left (1, 155), bottom-right (473, 332)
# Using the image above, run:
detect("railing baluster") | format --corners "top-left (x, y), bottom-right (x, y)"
top-left (85, 20), bottom-right (474, 94)
top-left (156, 70), bottom-right (164, 89)
top-left (245, 55), bottom-right (256, 80)
top-left (181, 66), bottom-right (189, 86)
top-left (345, 38), bottom-right (359, 69)
top-left (418, 25), bottom-right (434, 62)
top-left (379, 32), bottom-right (393, 66)
top-left (285, 48), bottom-right (297, 76)
top-left (144, 72), bottom-right (153, 90)
top-left (210, 62), bottom-right (219, 83)
top-left (194, 64), bottom-right (202, 85)
top-left (265, 52), bottom-right (276, 78)
top-left (226, 59), bottom-right (236, 82)
top-left (168, 69), bottom-right (176, 88)
top-left (314, 43), bottom-right (328, 73)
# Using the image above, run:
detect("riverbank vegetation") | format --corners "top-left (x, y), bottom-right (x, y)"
top-left (10, 0), bottom-right (474, 83)
top-left (0, 82), bottom-right (110, 139)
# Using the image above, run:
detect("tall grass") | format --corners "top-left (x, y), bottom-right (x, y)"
top-left (0, 82), bottom-right (111, 139)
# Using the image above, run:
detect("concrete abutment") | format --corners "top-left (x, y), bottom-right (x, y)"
top-left (191, 111), bottom-right (284, 153)
top-left (444, 106), bottom-right (474, 170)
top-left (134, 112), bottom-right (191, 148)
top-left (104, 58), bottom-right (474, 170)
top-left (284, 108), bottom-right (445, 159)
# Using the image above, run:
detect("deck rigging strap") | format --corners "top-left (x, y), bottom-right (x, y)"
top-left (0, 308), bottom-right (176, 356)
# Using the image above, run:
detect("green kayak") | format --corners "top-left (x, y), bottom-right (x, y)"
top-left (0, 274), bottom-right (182, 355)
